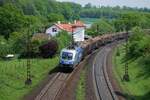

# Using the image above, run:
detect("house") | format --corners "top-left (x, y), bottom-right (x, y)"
top-left (45, 20), bottom-right (86, 42)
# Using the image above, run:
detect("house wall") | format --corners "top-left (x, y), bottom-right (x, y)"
top-left (45, 24), bottom-right (85, 42)
top-left (73, 27), bottom-right (85, 42)
top-left (46, 25), bottom-right (61, 36)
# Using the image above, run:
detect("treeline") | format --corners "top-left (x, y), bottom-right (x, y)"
top-left (86, 12), bottom-right (150, 36)
top-left (82, 3), bottom-right (150, 36)
top-left (0, 0), bottom-right (81, 19)
top-left (81, 4), bottom-right (150, 19)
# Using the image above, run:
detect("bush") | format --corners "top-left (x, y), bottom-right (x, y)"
top-left (55, 31), bottom-right (71, 51)
top-left (0, 35), bottom-right (10, 58)
top-left (128, 27), bottom-right (144, 58)
top-left (31, 33), bottom-right (50, 53)
top-left (39, 40), bottom-right (58, 58)
top-left (128, 27), bottom-right (150, 59)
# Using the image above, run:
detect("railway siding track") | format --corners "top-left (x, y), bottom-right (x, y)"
top-left (93, 43), bottom-right (118, 100)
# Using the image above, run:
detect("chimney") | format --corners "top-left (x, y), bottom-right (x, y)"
top-left (57, 21), bottom-right (61, 24)
top-left (74, 20), bottom-right (77, 24)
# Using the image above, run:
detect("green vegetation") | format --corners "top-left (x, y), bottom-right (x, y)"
top-left (87, 12), bottom-right (150, 36)
top-left (0, 0), bottom-right (150, 39)
top-left (47, 13), bottom-right (64, 23)
top-left (86, 18), bottom-right (115, 36)
top-left (83, 4), bottom-right (150, 37)
top-left (81, 4), bottom-right (150, 19)
top-left (113, 13), bottom-right (150, 32)
top-left (114, 45), bottom-right (150, 100)
top-left (113, 28), bottom-right (150, 100)
top-left (0, 0), bottom-right (81, 39)
top-left (55, 31), bottom-right (72, 52)
top-left (0, 57), bottom-right (59, 100)
top-left (128, 27), bottom-right (150, 59)
top-left (0, 32), bottom-right (71, 100)
top-left (0, 1), bottom-right (73, 99)
top-left (76, 69), bottom-right (86, 100)
top-left (0, 0), bottom-right (150, 100)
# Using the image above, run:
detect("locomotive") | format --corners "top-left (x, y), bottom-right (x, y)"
top-left (59, 32), bottom-right (127, 68)
top-left (59, 46), bottom-right (83, 68)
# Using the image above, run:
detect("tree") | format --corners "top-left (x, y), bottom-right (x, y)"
top-left (39, 40), bottom-right (58, 58)
top-left (121, 13), bottom-right (141, 31)
top-left (47, 13), bottom-right (64, 23)
top-left (0, 4), bottom-right (25, 39)
top-left (84, 3), bottom-right (92, 9)
top-left (87, 18), bottom-right (116, 36)
top-left (0, 35), bottom-right (10, 57)
top-left (128, 27), bottom-right (144, 58)
top-left (61, 3), bottom-right (73, 20)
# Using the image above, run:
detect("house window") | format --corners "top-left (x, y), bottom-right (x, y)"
top-left (52, 28), bottom-right (57, 32)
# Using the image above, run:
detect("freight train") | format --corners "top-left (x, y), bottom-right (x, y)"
top-left (59, 32), bottom-right (128, 68)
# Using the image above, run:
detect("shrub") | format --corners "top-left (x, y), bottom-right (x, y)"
top-left (0, 35), bottom-right (10, 58)
top-left (31, 33), bottom-right (50, 53)
top-left (39, 40), bottom-right (58, 58)
top-left (55, 31), bottom-right (71, 51)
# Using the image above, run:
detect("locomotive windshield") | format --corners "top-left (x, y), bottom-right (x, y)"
top-left (62, 52), bottom-right (73, 60)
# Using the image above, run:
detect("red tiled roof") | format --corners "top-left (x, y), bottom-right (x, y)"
top-left (55, 20), bottom-right (85, 32)
top-left (55, 24), bottom-right (73, 32)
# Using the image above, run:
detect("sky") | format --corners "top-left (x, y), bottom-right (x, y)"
top-left (57, 0), bottom-right (150, 8)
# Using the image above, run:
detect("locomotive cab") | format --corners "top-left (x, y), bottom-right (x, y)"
top-left (59, 47), bottom-right (83, 68)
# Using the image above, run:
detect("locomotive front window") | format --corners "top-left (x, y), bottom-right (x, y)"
top-left (62, 52), bottom-right (73, 60)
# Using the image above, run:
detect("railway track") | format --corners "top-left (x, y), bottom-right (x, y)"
top-left (34, 61), bottom-right (84, 100)
top-left (35, 72), bottom-right (70, 100)
top-left (92, 43), bottom-right (118, 100)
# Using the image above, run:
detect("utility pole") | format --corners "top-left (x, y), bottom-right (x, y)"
top-left (25, 25), bottom-right (32, 85)
top-left (71, 25), bottom-right (75, 48)
top-left (123, 32), bottom-right (130, 81)
top-left (97, 25), bottom-right (99, 33)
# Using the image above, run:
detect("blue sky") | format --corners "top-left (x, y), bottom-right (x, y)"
top-left (57, 0), bottom-right (150, 8)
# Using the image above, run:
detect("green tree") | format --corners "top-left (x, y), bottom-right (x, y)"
top-left (0, 4), bottom-right (25, 39)
top-left (87, 19), bottom-right (115, 36)
top-left (0, 35), bottom-right (10, 57)
top-left (84, 3), bottom-right (92, 9)
top-left (47, 13), bottom-right (64, 23)
top-left (128, 27), bottom-right (144, 58)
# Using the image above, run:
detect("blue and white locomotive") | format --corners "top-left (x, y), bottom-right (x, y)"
top-left (59, 46), bottom-right (83, 68)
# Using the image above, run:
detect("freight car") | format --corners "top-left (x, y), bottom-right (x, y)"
top-left (59, 32), bottom-right (127, 68)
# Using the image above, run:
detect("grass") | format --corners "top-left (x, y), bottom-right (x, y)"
top-left (0, 31), bottom-right (71, 100)
top-left (0, 57), bottom-right (59, 100)
top-left (113, 44), bottom-right (150, 100)
top-left (76, 69), bottom-right (86, 100)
